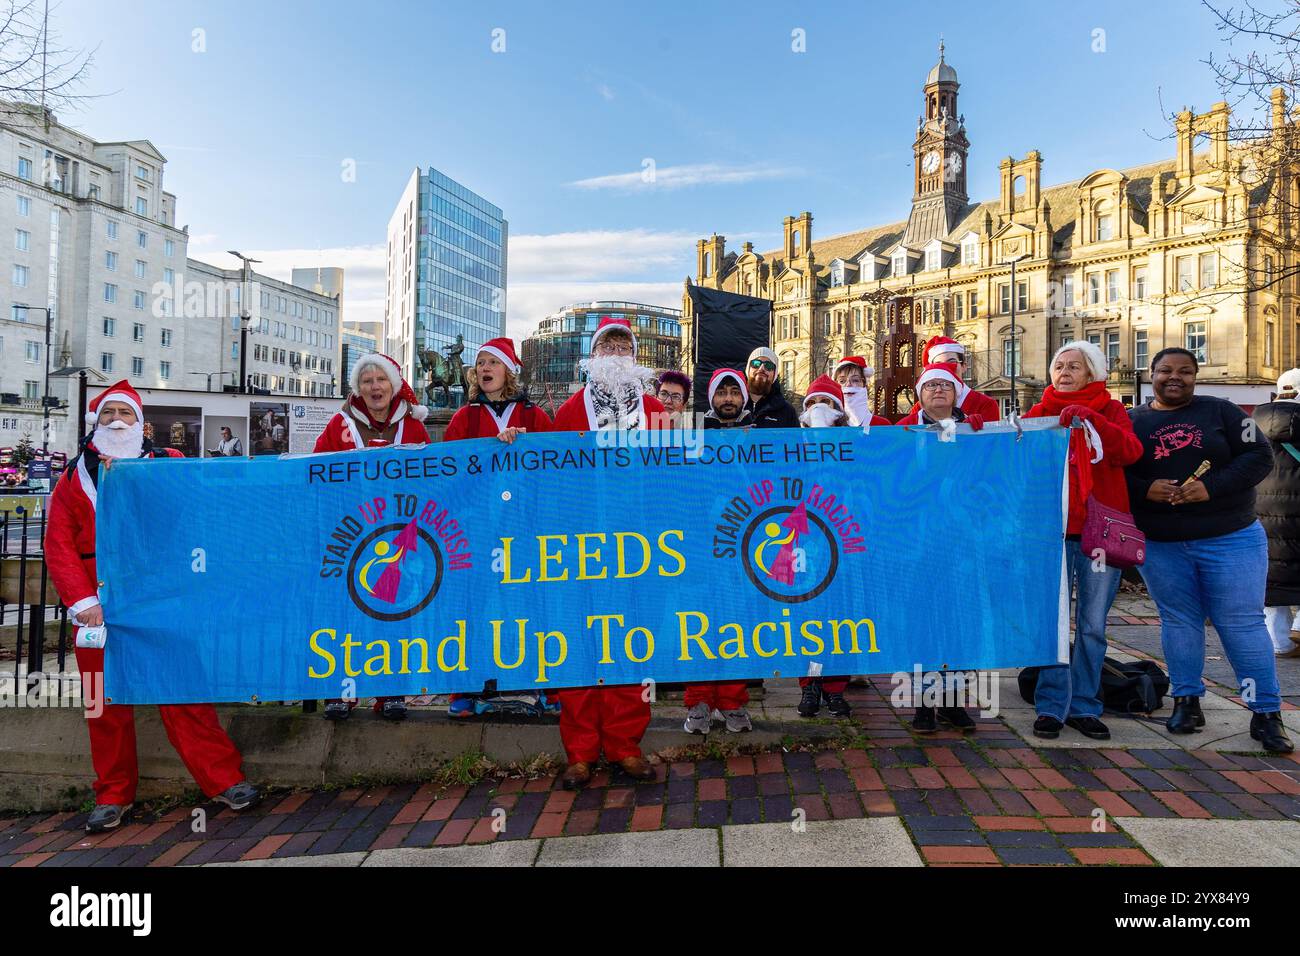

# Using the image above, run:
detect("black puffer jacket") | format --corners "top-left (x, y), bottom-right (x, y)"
top-left (747, 381), bottom-right (800, 429)
top-left (1254, 400), bottom-right (1300, 605)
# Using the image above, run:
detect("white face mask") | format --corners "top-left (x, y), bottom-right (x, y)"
top-left (92, 419), bottom-right (144, 459)
top-left (800, 403), bottom-right (843, 428)
top-left (842, 386), bottom-right (872, 427)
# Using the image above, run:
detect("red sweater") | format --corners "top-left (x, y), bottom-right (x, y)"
top-left (313, 401), bottom-right (430, 452)
top-left (1025, 385), bottom-right (1144, 535)
top-left (552, 389), bottom-right (666, 432)
top-left (444, 400), bottom-right (553, 441)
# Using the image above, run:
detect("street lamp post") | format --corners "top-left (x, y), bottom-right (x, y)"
top-left (1004, 253), bottom-right (1029, 414)
top-left (228, 251), bottom-right (261, 394)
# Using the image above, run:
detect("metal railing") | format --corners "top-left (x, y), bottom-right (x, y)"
top-left (0, 503), bottom-right (74, 699)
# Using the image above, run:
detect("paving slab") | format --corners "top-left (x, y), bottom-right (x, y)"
top-left (721, 817), bottom-right (922, 867)
top-left (534, 828), bottom-right (718, 867)
top-left (204, 852), bottom-right (367, 867)
top-left (1118, 818), bottom-right (1300, 867)
top-left (363, 842), bottom-right (541, 867)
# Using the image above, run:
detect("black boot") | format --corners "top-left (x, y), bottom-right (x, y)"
top-left (1166, 696), bottom-right (1204, 734)
top-left (797, 680), bottom-right (822, 717)
top-left (1250, 712), bottom-right (1295, 754)
top-left (912, 706), bottom-right (937, 733)
top-left (823, 689), bottom-right (852, 718)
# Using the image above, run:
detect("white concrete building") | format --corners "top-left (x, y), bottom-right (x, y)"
top-left (0, 102), bottom-right (192, 454)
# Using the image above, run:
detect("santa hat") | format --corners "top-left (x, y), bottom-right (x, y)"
top-left (350, 352), bottom-right (428, 422)
top-left (915, 362), bottom-right (964, 394)
top-left (803, 374), bottom-right (845, 411)
top-left (921, 335), bottom-right (966, 367)
top-left (707, 368), bottom-right (749, 408)
top-left (834, 355), bottom-right (875, 379)
top-left (86, 380), bottom-right (142, 426)
top-left (478, 337), bottom-right (521, 374)
top-left (591, 316), bottom-right (636, 354)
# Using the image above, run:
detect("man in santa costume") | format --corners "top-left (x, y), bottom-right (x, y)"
top-left (45, 381), bottom-right (260, 832)
top-left (898, 362), bottom-right (990, 430)
top-left (314, 352), bottom-right (431, 720)
top-left (920, 335), bottom-right (1001, 422)
top-left (551, 317), bottom-right (661, 788)
top-left (831, 357), bottom-right (891, 427)
top-left (443, 338), bottom-right (557, 719)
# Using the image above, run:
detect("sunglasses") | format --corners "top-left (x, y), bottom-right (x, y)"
top-left (749, 359), bottom-right (777, 372)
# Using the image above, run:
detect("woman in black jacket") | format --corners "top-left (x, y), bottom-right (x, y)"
top-left (1253, 369), bottom-right (1300, 659)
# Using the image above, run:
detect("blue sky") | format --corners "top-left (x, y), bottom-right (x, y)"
top-left (55, 0), bottom-right (1239, 339)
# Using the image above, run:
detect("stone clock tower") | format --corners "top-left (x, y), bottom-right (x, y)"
top-left (902, 41), bottom-right (970, 248)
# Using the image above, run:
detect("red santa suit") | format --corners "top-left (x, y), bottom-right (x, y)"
top-left (45, 383), bottom-right (246, 806)
top-left (917, 336), bottom-right (1001, 424)
top-left (551, 318), bottom-right (663, 765)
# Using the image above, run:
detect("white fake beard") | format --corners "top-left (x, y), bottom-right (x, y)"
top-left (581, 354), bottom-right (654, 393)
top-left (843, 386), bottom-right (872, 427)
top-left (92, 420), bottom-right (144, 459)
top-left (800, 404), bottom-right (845, 428)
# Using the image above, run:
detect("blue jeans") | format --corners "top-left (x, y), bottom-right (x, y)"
top-left (1138, 521), bottom-right (1281, 713)
top-left (1036, 540), bottom-right (1122, 720)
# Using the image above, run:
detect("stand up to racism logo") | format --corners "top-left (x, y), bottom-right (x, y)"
top-left (319, 494), bottom-right (472, 621)
top-left (712, 477), bottom-right (866, 603)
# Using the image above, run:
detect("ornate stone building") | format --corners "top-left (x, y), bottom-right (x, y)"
top-left (682, 47), bottom-right (1299, 412)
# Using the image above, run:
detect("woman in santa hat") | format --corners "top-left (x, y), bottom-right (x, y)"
top-left (792, 375), bottom-right (854, 718)
top-left (442, 338), bottom-right (555, 719)
top-left (920, 336), bottom-right (1001, 423)
top-left (314, 353), bottom-right (431, 721)
top-left (45, 382), bottom-right (261, 832)
top-left (831, 357), bottom-right (891, 427)
top-left (897, 363), bottom-right (990, 429)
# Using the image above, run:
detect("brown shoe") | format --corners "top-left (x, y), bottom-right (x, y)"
top-left (618, 756), bottom-right (655, 781)
top-left (562, 762), bottom-right (591, 790)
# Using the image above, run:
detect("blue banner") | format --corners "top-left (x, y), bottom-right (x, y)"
top-left (97, 426), bottom-right (1069, 704)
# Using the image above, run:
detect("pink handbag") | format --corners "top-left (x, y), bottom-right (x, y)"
top-left (1075, 435), bottom-right (1145, 568)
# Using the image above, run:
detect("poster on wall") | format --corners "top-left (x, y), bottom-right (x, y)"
top-left (203, 416), bottom-right (249, 458)
top-left (249, 402), bottom-right (289, 456)
top-left (287, 400), bottom-right (336, 454)
top-left (145, 406), bottom-right (203, 458)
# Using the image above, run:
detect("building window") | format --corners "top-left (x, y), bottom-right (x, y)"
top-left (1105, 269), bottom-right (1119, 303)
top-left (1177, 256), bottom-right (1194, 292)
top-left (160, 360), bottom-right (171, 380)
top-left (133, 322), bottom-right (145, 342)
top-left (106, 251), bottom-right (118, 271)
top-left (135, 197), bottom-right (148, 216)
top-left (1087, 273), bottom-right (1101, 305)
top-left (10, 304), bottom-right (28, 322)
top-left (781, 360), bottom-right (793, 389)
top-left (1134, 266), bottom-right (1148, 300)
top-left (17, 157), bottom-right (32, 180)
top-left (968, 291), bottom-right (978, 319)
top-left (24, 341), bottom-right (39, 363)
top-left (12, 264), bottom-right (28, 287)
top-left (1266, 319), bottom-right (1275, 366)
top-left (164, 239), bottom-right (174, 257)
top-left (1106, 331), bottom-right (1120, 369)
top-left (1016, 281), bottom-right (1029, 311)
top-left (135, 164), bottom-right (150, 181)
top-left (160, 328), bottom-right (172, 347)
top-left (1096, 214), bottom-right (1113, 242)
top-left (163, 268), bottom-right (174, 285)
top-left (1185, 321), bottom-right (1207, 364)
top-left (133, 290), bottom-right (146, 310)
top-left (1135, 329), bottom-right (1149, 370)
top-left (926, 249), bottom-right (940, 271)
top-left (134, 259), bottom-right (146, 279)
top-left (962, 239), bottom-right (978, 267)
top-left (16, 195), bottom-right (30, 217)
top-left (954, 294), bottom-right (964, 321)
top-left (23, 380), bottom-right (38, 400)
top-left (132, 356), bottom-right (144, 376)
top-left (1062, 275), bottom-right (1075, 309)
top-left (1199, 252), bottom-right (1217, 289)
top-left (14, 228), bottom-right (29, 251)
top-left (1003, 338), bottom-right (1020, 376)
top-left (101, 352), bottom-right (114, 373)
top-left (1263, 254), bottom-right (1275, 289)
top-left (107, 220), bottom-right (118, 240)
top-left (998, 283), bottom-right (1011, 314)
top-left (137, 230), bottom-right (147, 249)
top-left (103, 317), bottom-right (115, 337)
top-left (892, 254), bottom-right (906, 278)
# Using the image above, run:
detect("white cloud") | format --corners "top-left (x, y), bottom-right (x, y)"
top-left (596, 83), bottom-right (615, 102)
top-left (569, 162), bottom-right (798, 192)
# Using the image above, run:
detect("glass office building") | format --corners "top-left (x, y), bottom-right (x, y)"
top-left (386, 167), bottom-right (507, 406)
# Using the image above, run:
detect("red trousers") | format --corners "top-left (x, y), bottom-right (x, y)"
top-left (684, 682), bottom-right (749, 710)
top-left (556, 686), bottom-right (650, 764)
top-left (77, 645), bottom-right (246, 805)
top-left (799, 676), bottom-right (849, 694)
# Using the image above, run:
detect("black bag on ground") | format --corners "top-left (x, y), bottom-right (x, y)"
top-left (1016, 658), bottom-right (1169, 715)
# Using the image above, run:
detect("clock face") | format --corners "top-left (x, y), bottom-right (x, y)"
top-left (945, 153), bottom-right (963, 175)
top-left (921, 150), bottom-right (941, 174)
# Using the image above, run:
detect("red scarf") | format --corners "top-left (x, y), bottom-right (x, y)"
top-left (346, 394), bottom-right (404, 432)
top-left (1034, 380), bottom-right (1112, 415)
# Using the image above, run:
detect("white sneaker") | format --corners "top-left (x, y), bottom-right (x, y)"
top-left (683, 702), bottom-right (712, 735)
top-left (721, 708), bottom-right (753, 733)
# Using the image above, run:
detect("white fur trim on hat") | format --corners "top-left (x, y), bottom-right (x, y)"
top-left (803, 389), bottom-right (844, 411)
top-left (86, 391), bottom-right (142, 426)
top-left (478, 345), bottom-right (520, 374)
top-left (349, 353), bottom-right (403, 395)
top-left (916, 367), bottom-right (963, 392)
